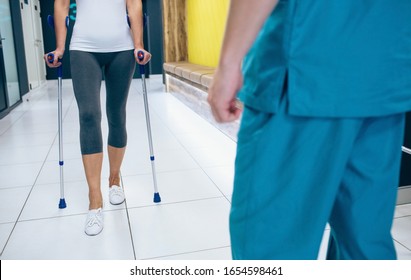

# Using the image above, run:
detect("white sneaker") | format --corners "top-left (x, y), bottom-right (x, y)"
top-left (84, 208), bottom-right (103, 236)
top-left (109, 185), bottom-right (125, 205)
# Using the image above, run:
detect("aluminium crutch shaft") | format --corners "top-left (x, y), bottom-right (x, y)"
top-left (137, 50), bottom-right (161, 203)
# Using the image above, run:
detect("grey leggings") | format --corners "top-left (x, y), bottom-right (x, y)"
top-left (70, 50), bottom-right (136, 155)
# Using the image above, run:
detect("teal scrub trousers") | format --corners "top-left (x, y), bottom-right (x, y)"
top-left (230, 100), bottom-right (405, 260)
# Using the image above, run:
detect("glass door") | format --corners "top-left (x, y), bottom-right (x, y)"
top-left (0, 0), bottom-right (21, 106)
top-left (0, 35), bottom-right (8, 116)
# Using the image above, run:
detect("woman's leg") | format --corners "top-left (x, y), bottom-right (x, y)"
top-left (107, 145), bottom-right (125, 186)
top-left (70, 51), bottom-right (104, 210)
top-left (82, 153), bottom-right (103, 209)
top-left (104, 50), bottom-right (135, 190)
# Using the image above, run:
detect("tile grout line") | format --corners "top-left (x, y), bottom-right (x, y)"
top-left (0, 107), bottom-right (28, 138)
top-left (394, 239), bottom-right (411, 252)
top-left (125, 196), bottom-right (226, 212)
top-left (8, 207), bottom-right (127, 224)
top-left (142, 246), bottom-right (232, 260)
top-left (120, 172), bottom-right (137, 260)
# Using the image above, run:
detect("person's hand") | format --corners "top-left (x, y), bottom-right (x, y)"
top-left (44, 49), bottom-right (64, 68)
top-left (207, 64), bottom-right (243, 123)
top-left (134, 48), bottom-right (151, 65)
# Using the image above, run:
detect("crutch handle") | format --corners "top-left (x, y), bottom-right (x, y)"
top-left (137, 50), bottom-right (145, 61)
top-left (47, 53), bottom-right (55, 64)
top-left (47, 53), bottom-right (62, 64)
top-left (47, 53), bottom-right (63, 78)
top-left (137, 50), bottom-right (145, 75)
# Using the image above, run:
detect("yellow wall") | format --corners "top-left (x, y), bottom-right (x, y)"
top-left (186, 0), bottom-right (229, 67)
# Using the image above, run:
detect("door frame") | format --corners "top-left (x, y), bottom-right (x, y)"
top-left (0, 35), bottom-right (10, 119)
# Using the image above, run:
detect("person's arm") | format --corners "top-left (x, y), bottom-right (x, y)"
top-left (44, 0), bottom-right (70, 68)
top-left (208, 0), bottom-right (279, 123)
top-left (127, 0), bottom-right (151, 65)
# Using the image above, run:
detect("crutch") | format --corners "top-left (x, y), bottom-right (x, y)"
top-left (403, 146), bottom-right (411, 155)
top-left (137, 51), bottom-right (161, 203)
top-left (47, 15), bottom-right (69, 209)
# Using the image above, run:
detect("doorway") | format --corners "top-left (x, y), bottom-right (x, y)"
top-left (20, 0), bottom-right (46, 91)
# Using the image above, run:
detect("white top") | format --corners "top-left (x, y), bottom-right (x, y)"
top-left (70, 0), bottom-right (134, 52)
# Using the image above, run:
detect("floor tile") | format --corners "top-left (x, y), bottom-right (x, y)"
top-left (19, 180), bottom-right (126, 221)
top-left (0, 131), bottom-right (56, 148)
top-left (61, 127), bottom-right (81, 144)
top-left (0, 223), bottom-right (14, 256)
top-left (151, 99), bottom-right (216, 135)
top-left (46, 142), bottom-right (82, 161)
top-left (5, 120), bottom-right (59, 135)
top-left (122, 169), bottom-right (224, 208)
top-left (1, 210), bottom-right (134, 260)
top-left (61, 120), bottom-right (80, 132)
top-left (187, 146), bottom-right (236, 168)
top-left (0, 111), bottom-right (25, 135)
top-left (0, 162), bottom-right (43, 189)
top-left (35, 158), bottom-right (87, 185)
top-left (0, 187), bottom-right (32, 224)
top-left (203, 166), bottom-right (235, 201)
top-left (126, 121), bottom-right (184, 153)
top-left (0, 145), bottom-right (50, 165)
top-left (121, 148), bottom-right (200, 177)
top-left (16, 110), bottom-right (59, 126)
top-left (394, 203), bottom-right (411, 218)
top-left (19, 181), bottom-right (89, 221)
top-left (153, 247), bottom-right (232, 260)
top-left (174, 129), bottom-right (236, 150)
top-left (392, 215), bottom-right (411, 250)
top-left (128, 197), bottom-right (231, 259)
top-left (0, 124), bottom-right (10, 136)
top-left (395, 241), bottom-right (411, 260)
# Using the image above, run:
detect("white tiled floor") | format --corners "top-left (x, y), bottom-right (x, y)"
top-left (0, 75), bottom-right (410, 260)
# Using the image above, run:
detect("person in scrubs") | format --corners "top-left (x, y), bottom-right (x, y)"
top-left (208, 0), bottom-right (411, 259)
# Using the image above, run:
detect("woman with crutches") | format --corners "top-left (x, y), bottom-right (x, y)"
top-left (45, 0), bottom-right (151, 236)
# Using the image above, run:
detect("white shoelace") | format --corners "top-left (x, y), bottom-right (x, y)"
top-left (110, 186), bottom-right (123, 197)
top-left (86, 209), bottom-right (102, 227)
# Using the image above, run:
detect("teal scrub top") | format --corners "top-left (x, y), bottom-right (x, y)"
top-left (239, 0), bottom-right (411, 117)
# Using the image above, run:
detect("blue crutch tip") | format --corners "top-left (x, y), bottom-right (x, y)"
top-left (153, 193), bottom-right (161, 203)
top-left (59, 198), bottom-right (67, 209)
